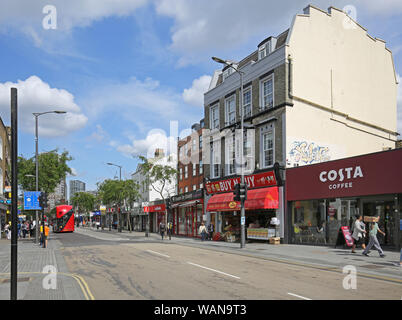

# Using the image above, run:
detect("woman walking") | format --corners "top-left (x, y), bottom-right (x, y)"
top-left (351, 215), bottom-right (366, 253)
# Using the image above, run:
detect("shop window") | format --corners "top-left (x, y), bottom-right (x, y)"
top-left (291, 200), bottom-right (327, 245)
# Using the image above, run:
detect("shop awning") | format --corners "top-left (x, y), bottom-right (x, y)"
top-left (206, 187), bottom-right (279, 212)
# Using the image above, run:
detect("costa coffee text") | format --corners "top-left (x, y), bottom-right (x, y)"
top-left (319, 166), bottom-right (363, 190)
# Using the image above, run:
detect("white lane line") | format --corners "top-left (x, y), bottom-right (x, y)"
top-left (146, 250), bottom-right (170, 258)
top-left (187, 262), bottom-right (241, 280)
top-left (287, 292), bottom-right (312, 300)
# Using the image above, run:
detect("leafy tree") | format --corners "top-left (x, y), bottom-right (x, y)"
top-left (71, 192), bottom-right (96, 215)
top-left (18, 149), bottom-right (73, 194)
top-left (97, 179), bottom-right (139, 231)
top-left (137, 155), bottom-right (177, 201)
top-left (137, 155), bottom-right (177, 230)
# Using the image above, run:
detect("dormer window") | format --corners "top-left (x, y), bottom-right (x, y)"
top-left (222, 64), bottom-right (238, 81)
top-left (258, 40), bottom-right (271, 60)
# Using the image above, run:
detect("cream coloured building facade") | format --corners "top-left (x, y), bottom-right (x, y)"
top-left (285, 5), bottom-right (398, 167)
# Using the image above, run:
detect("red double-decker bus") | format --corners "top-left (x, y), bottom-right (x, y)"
top-left (54, 205), bottom-right (74, 233)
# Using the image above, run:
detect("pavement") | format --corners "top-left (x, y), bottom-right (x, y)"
top-left (78, 226), bottom-right (402, 282)
top-left (0, 235), bottom-right (90, 300)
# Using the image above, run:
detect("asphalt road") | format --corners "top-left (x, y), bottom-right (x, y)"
top-left (54, 230), bottom-right (402, 300)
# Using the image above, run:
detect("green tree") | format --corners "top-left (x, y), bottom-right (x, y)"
top-left (18, 149), bottom-right (73, 194)
top-left (137, 155), bottom-right (177, 233)
top-left (97, 179), bottom-right (139, 231)
top-left (71, 192), bottom-right (96, 216)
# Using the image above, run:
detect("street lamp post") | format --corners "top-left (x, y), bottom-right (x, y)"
top-left (212, 57), bottom-right (246, 248)
top-left (107, 162), bottom-right (122, 232)
top-left (33, 111), bottom-right (66, 245)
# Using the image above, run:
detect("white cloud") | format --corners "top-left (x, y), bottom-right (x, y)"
top-left (0, 0), bottom-right (149, 49)
top-left (83, 76), bottom-right (200, 126)
top-left (117, 130), bottom-right (177, 159)
top-left (182, 75), bottom-right (211, 107)
top-left (0, 76), bottom-right (88, 137)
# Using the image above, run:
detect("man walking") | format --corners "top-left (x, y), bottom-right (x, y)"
top-left (167, 221), bottom-right (173, 240)
top-left (362, 218), bottom-right (386, 258)
top-left (207, 223), bottom-right (214, 241)
top-left (159, 221), bottom-right (166, 240)
top-left (199, 222), bottom-right (207, 241)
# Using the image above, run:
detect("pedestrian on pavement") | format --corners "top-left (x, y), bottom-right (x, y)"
top-left (44, 223), bottom-right (50, 248)
top-left (17, 221), bottom-right (21, 239)
top-left (362, 218), bottom-right (386, 258)
top-left (207, 223), bottom-right (214, 241)
top-left (5, 224), bottom-right (10, 240)
top-left (21, 221), bottom-right (27, 238)
top-left (351, 214), bottom-right (366, 253)
top-left (199, 222), bottom-right (207, 241)
top-left (167, 221), bottom-right (173, 240)
top-left (159, 221), bottom-right (166, 240)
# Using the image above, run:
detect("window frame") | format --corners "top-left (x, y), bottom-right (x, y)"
top-left (225, 94), bottom-right (236, 126)
top-left (243, 87), bottom-right (252, 118)
top-left (260, 74), bottom-right (274, 111)
top-left (260, 124), bottom-right (275, 169)
top-left (210, 104), bottom-right (220, 130)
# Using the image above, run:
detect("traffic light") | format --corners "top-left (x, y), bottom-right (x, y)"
top-left (39, 192), bottom-right (48, 209)
top-left (239, 183), bottom-right (248, 202)
top-left (233, 183), bottom-right (241, 201)
top-left (5, 192), bottom-right (11, 199)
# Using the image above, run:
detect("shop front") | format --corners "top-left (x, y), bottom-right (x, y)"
top-left (205, 170), bottom-right (282, 243)
top-left (286, 148), bottom-right (402, 249)
top-left (171, 189), bottom-right (204, 238)
top-left (143, 203), bottom-right (166, 233)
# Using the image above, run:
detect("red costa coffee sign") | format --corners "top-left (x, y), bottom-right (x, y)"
top-left (286, 149), bottom-right (402, 201)
top-left (205, 171), bottom-right (277, 194)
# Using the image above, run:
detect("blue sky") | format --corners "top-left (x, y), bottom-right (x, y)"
top-left (0, 0), bottom-right (401, 195)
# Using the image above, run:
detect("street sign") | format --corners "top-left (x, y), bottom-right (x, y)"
top-left (241, 216), bottom-right (245, 225)
top-left (24, 191), bottom-right (42, 210)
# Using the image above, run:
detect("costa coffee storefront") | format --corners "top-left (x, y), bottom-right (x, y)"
top-left (286, 149), bottom-right (402, 249)
top-left (143, 202), bottom-right (166, 233)
top-left (171, 189), bottom-right (204, 238)
top-left (206, 170), bottom-right (284, 242)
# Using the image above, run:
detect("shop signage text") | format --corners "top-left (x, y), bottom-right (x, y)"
top-left (319, 166), bottom-right (364, 190)
top-left (205, 171), bottom-right (277, 194)
top-left (143, 204), bottom-right (166, 213)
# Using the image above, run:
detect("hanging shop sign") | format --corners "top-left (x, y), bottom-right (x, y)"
top-left (205, 171), bottom-right (277, 195)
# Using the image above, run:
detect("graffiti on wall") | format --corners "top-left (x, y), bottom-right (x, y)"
top-left (288, 141), bottom-right (330, 165)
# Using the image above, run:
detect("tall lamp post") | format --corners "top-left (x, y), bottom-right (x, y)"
top-left (107, 162), bottom-right (122, 232)
top-left (212, 56), bottom-right (246, 248)
top-left (33, 111), bottom-right (66, 245)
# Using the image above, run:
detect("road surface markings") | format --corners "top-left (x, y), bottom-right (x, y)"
top-left (146, 250), bottom-right (170, 258)
top-left (187, 262), bottom-right (241, 279)
top-left (287, 292), bottom-right (312, 300)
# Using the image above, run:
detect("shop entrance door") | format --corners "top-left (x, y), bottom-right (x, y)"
top-left (186, 208), bottom-right (194, 237)
top-left (363, 199), bottom-right (396, 247)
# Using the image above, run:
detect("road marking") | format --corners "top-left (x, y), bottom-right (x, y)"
top-left (187, 262), bottom-right (241, 279)
top-left (146, 250), bottom-right (170, 258)
top-left (287, 292), bottom-right (312, 300)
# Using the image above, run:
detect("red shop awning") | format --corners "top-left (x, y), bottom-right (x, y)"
top-left (206, 187), bottom-right (279, 212)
